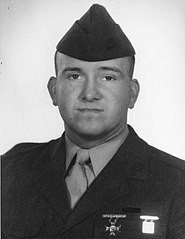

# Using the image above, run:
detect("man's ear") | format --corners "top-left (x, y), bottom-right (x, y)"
top-left (129, 79), bottom-right (140, 109)
top-left (47, 76), bottom-right (58, 106)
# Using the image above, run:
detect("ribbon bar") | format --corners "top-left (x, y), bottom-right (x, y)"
top-left (103, 214), bottom-right (126, 218)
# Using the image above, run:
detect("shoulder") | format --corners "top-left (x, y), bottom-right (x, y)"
top-left (3, 142), bottom-right (47, 159)
top-left (148, 145), bottom-right (185, 184)
top-left (2, 139), bottom-right (58, 161)
top-left (1, 137), bottom-right (64, 181)
top-left (149, 145), bottom-right (185, 172)
top-left (135, 134), bottom-right (185, 184)
top-left (128, 125), bottom-right (185, 182)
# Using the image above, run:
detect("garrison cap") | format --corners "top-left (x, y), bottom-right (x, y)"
top-left (56, 4), bottom-right (135, 61)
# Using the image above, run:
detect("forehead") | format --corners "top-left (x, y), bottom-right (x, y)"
top-left (56, 52), bottom-right (131, 75)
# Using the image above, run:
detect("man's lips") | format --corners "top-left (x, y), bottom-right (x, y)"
top-left (77, 108), bottom-right (103, 112)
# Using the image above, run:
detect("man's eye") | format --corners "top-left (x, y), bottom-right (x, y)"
top-left (69, 74), bottom-right (81, 80)
top-left (102, 76), bottom-right (115, 81)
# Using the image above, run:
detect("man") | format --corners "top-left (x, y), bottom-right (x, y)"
top-left (2, 4), bottom-right (185, 239)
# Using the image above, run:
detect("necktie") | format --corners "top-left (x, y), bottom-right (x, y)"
top-left (65, 149), bottom-right (94, 208)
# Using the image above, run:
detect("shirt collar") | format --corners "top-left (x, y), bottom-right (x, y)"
top-left (65, 125), bottom-right (129, 177)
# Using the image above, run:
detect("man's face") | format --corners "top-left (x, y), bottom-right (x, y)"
top-left (49, 52), bottom-right (139, 141)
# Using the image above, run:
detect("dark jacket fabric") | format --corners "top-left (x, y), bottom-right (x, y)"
top-left (2, 126), bottom-right (185, 239)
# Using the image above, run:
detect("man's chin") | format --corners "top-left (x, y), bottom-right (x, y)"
top-left (76, 129), bottom-right (105, 139)
top-left (72, 125), bottom-right (108, 140)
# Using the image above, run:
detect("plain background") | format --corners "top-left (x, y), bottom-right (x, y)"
top-left (0, 0), bottom-right (185, 160)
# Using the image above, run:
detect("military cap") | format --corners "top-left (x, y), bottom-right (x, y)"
top-left (56, 4), bottom-right (135, 61)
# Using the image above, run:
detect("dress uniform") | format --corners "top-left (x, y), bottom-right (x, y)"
top-left (2, 4), bottom-right (185, 239)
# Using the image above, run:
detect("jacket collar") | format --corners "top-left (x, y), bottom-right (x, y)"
top-left (120, 125), bottom-right (150, 180)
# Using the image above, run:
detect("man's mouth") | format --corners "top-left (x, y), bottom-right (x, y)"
top-left (77, 108), bottom-right (103, 113)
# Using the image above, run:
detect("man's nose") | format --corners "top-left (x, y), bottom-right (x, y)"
top-left (79, 77), bottom-right (102, 102)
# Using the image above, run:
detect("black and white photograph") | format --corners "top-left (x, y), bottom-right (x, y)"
top-left (1, 0), bottom-right (185, 238)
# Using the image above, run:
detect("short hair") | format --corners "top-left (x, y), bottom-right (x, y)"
top-left (54, 51), bottom-right (58, 77)
top-left (127, 55), bottom-right (135, 79)
top-left (54, 51), bottom-right (135, 79)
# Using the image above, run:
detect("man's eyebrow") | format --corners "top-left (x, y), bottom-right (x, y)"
top-left (61, 66), bottom-right (123, 76)
top-left (62, 67), bottom-right (83, 74)
top-left (98, 66), bottom-right (122, 75)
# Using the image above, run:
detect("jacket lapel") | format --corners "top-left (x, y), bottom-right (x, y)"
top-left (63, 126), bottom-right (150, 232)
top-left (31, 135), bottom-right (72, 221)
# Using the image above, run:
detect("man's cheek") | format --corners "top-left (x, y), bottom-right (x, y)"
top-left (58, 103), bottom-right (71, 120)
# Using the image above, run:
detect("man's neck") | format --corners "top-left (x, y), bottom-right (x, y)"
top-left (64, 124), bottom-right (128, 149)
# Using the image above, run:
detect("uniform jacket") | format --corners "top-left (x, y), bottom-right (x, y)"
top-left (2, 126), bottom-right (185, 239)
